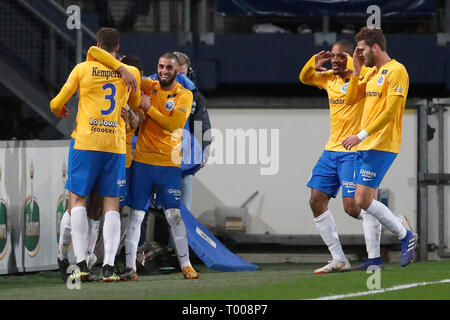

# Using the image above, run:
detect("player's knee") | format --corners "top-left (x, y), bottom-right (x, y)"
top-left (343, 203), bottom-right (360, 219)
top-left (165, 208), bottom-right (181, 226)
top-left (309, 196), bottom-right (326, 214)
top-left (355, 197), bottom-right (371, 211)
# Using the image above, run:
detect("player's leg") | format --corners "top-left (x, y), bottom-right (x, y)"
top-left (101, 196), bottom-right (121, 281)
top-left (354, 150), bottom-right (416, 267)
top-left (120, 161), bottom-right (155, 280)
top-left (181, 174), bottom-right (194, 210)
top-left (86, 191), bottom-right (102, 269)
top-left (96, 152), bottom-right (127, 281)
top-left (161, 166), bottom-right (198, 279)
top-left (339, 152), bottom-right (383, 270)
top-left (57, 138), bottom-right (74, 281)
top-left (307, 151), bottom-right (350, 274)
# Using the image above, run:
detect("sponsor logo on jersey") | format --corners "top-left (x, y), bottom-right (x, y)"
top-left (366, 91), bottom-right (383, 98)
top-left (167, 94), bottom-right (177, 99)
top-left (381, 69), bottom-right (388, 74)
top-left (165, 100), bottom-right (175, 111)
top-left (117, 179), bottom-right (126, 187)
top-left (25, 196), bottom-right (40, 257)
top-left (329, 98), bottom-right (345, 105)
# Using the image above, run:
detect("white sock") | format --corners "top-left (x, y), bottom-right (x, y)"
top-left (102, 211), bottom-right (121, 267)
top-left (165, 208), bottom-right (191, 269)
top-left (313, 210), bottom-right (347, 263)
top-left (70, 206), bottom-right (89, 264)
top-left (124, 209), bottom-right (145, 270)
top-left (87, 218), bottom-right (100, 256)
top-left (366, 200), bottom-right (407, 240)
top-left (58, 210), bottom-right (72, 261)
top-left (359, 209), bottom-right (382, 259)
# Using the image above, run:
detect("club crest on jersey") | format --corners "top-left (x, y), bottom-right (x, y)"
top-left (341, 83), bottom-right (349, 94)
top-left (377, 76), bottom-right (385, 86)
top-left (165, 100), bottom-right (175, 111)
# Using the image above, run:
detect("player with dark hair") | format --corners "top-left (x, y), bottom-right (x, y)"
top-left (300, 40), bottom-right (382, 274)
top-left (50, 27), bottom-right (141, 282)
top-left (342, 27), bottom-right (416, 267)
top-left (86, 49), bottom-right (199, 280)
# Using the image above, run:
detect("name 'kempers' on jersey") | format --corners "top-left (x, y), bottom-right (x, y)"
top-left (50, 60), bottom-right (141, 155)
top-left (92, 67), bottom-right (122, 80)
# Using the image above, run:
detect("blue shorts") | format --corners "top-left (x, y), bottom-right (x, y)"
top-left (68, 147), bottom-right (126, 198)
top-left (119, 167), bottom-right (131, 207)
top-left (307, 150), bottom-right (356, 198)
top-left (65, 138), bottom-right (75, 190)
top-left (128, 161), bottom-right (182, 211)
top-left (353, 150), bottom-right (397, 189)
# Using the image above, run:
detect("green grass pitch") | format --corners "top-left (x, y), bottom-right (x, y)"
top-left (0, 260), bottom-right (449, 300)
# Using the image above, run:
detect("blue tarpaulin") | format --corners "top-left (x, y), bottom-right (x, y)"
top-left (217, 0), bottom-right (436, 17)
top-left (180, 201), bottom-right (260, 272)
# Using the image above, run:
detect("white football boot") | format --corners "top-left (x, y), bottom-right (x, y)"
top-left (314, 260), bottom-right (351, 274)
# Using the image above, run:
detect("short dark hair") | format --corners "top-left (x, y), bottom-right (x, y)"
top-left (354, 27), bottom-right (387, 51)
top-left (121, 55), bottom-right (143, 71)
top-left (334, 39), bottom-right (355, 55)
top-left (96, 27), bottom-right (120, 52)
top-left (160, 52), bottom-right (179, 65)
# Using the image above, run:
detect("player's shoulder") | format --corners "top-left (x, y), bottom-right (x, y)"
top-left (176, 83), bottom-right (193, 97)
top-left (386, 60), bottom-right (408, 74)
top-left (122, 64), bottom-right (141, 77)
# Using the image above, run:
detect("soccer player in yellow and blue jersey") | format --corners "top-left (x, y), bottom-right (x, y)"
top-left (300, 40), bottom-right (383, 274)
top-left (342, 27), bottom-right (416, 267)
top-left (87, 48), bottom-right (199, 280)
top-left (50, 28), bottom-right (141, 281)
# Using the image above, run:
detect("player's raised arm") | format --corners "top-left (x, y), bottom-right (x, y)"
top-left (140, 90), bottom-right (192, 133)
top-left (87, 46), bottom-right (137, 94)
top-left (50, 65), bottom-right (80, 117)
top-left (299, 51), bottom-right (331, 89)
top-left (126, 68), bottom-right (141, 110)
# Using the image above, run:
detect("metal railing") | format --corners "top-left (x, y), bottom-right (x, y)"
top-left (417, 98), bottom-right (450, 261)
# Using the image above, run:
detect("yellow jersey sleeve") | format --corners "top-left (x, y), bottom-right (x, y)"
top-left (299, 55), bottom-right (332, 90)
top-left (50, 64), bottom-right (80, 115)
top-left (147, 90), bottom-right (192, 133)
top-left (345, 67), bottom-right (374, 105)
top-left (387, 66), bottom-right (409, 97)
top-left (365, 95), bottom-right (404, 135)
top-left (86, 46), bottom-right (122, 70)
top-left (141, 78), bottom-right (158, 93)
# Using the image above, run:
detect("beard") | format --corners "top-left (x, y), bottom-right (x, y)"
top-left (158, 72), bottom-right (177, 87)
top-left (364, 48), bottom-right (377, 67)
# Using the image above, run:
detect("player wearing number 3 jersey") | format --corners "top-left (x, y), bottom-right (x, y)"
top-left (50, 28), bottom-right (141, 282)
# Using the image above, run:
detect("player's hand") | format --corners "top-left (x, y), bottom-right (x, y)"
top-left (139, 93), bottom-right (151, 113)
top-left (352, 47), bottom-right (364, 77)
top-left (57, 105), bottom-right (70, 118)
top-left (315, 50), bottom-right (332, 71)
top-left (342, 135), bottom-right (361, 150)
top-left (121, 107), bottom-right (129, 126)
top-left (117, 66), bottom-right (137, 94)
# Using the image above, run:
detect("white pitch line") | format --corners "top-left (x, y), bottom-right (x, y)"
top-left (311, 279), bottom-right (450, 300)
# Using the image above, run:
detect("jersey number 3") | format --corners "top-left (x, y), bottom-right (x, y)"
top-left (101, 83), bottom-right (116, 116)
